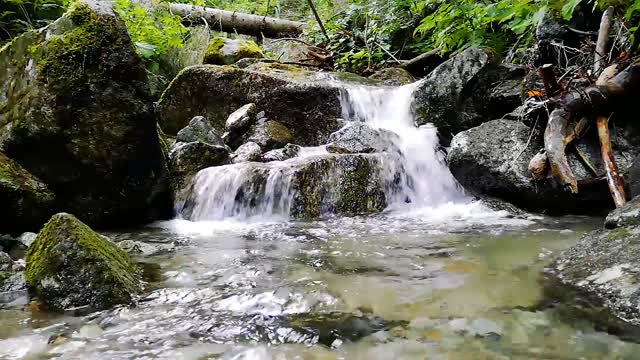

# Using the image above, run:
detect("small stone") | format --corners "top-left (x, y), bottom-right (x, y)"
top-left (17, 232), bottom-right (37, 248)
top-left (232, 142), bottom-right (263, 163)
top-left (246, 120), bottom-right (294, 151)
top-left (262, 144), bottom-right (302, 162)
top-left (226, 103), bottom-right (258, 136)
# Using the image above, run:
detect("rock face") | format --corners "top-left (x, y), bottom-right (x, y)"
top-left (413, 48), bottom-right (524, 141)
top-left (327, 122), bottom-right (395, 154)
top-left (202, 37), bottom-right (264, 65)
top-left (447, 119), bottom-right (629, 213)
top-left (25, 213), bottom-right (142, 311)
top-left (549, 226), bottom-right (640, 328)
top-left (176, 116), bottom-right (225, 147)
top-left (0, 0), bottom-right (170, 229)
top-left (0, 153), bottom-right (55, 234)
top-left (157, 62), bottom-right (377, 144)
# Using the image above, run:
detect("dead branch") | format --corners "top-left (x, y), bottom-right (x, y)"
top-left (399, 47), bottom-right (442, 70)
top-left (545, 108), bottom-right (578, 193)
top-left (539, 64), bottom-right (562, 97)
top-left (594, 7), bottom-right (615, 76)
top-left (596, 115), bottom-right (627, 207)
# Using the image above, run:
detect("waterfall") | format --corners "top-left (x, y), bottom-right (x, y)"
top-left (179, 82), bottom-right (468, 221)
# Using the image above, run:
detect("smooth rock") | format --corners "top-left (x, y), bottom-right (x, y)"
top-left (0, 0), bottom-right (171, 229)
top-left (25, 213), bottom-right (142, 311)
top-left (262, 144), bottom-right (302, 162)
top-left (232, 142), bottom-right (263, 163)
top-left (605, 197), bottom-right (640, 229)
top-left (326, 122), bottom-right (395, 154)
top-left (176, 116), bottom-right (225, 147)
top-left (226, 103), bottom-right (258, 136)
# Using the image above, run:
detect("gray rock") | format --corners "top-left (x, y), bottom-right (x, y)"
top-left (605, 197), bottom-right (640, 229)
top-left (117, 240), bottom-right (175, 256)
top-left (413, 48), bottom-right (523, 141)
top-left (245, 120), bottom-right (294, 151)
top-left (232, 142), bottom-right (263, 163)
top-left (369, 68), bottom-right (415, 86)
top-left (0, 252), bottom-right (12, 272)
top-left (326, 122), bottom-right (395, 154)
top-left (226, 103), bottom-right (257, 136)
top-left (176, 116), bottom-right (225, 147)
top-left (549, 226), bottom-right (640, 327)
top-left (169, 142), bottom-right (230, 188)
top-left (0, 0), bottom-right (170, 230)
top-left (262, 144), bottom-right (302, 162)
top-left (202, 37), bottom-right (263, 65)
top-left (447, 119), bottom-right (630, 213)
top-left (157, 63), bottom-right (380, 144)
top-left (16, 232), bottom-right (37, 248)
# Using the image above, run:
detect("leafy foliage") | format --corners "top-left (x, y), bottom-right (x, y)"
top-left (0, 0), bottom-right (67, 44)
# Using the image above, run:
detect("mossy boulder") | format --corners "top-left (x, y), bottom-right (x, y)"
top-left (202, 37), bottom-right (264, 65)
top-left (369, 67), bottom-right (415, 86)
top-left (0, 0), bottom-right (171, 229)
top-left (157, 63), bottom-right (379, 145)
top-left (0, 152), bottom-right (55, 234)
top-left (25, 213), bottom-right (142, 311)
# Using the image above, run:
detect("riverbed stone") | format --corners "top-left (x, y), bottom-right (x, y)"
top-left (262, 144), bottom-right (301, 162)
top-left (0, 152), bottom-right (55, 235)
top-left (232, 142), bottom-right (263, 163)
top-left (549, 226), bottom-right (640, 328)
top-left (176, 116), bottom-right (225, 147)
top-left (25, 213), bottom-right (142, 311)
top-left (202, 37), bottom-right (264, 66)
top-left (157, 63), bottom-right (379, 144)
top-left (326, 122), bottom-right (395, 154)
top-left (226, 103), bottom-right (258, 136)
top-left (0, 0), bottom-right (170, 230)
top-left (413, 48), bottom-right (523, 141)
top-left (447, 119), bottom-right (627, 213)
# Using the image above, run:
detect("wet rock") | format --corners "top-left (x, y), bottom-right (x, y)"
top-left (413, 48), bottom-right (523, 142)
top-left (157, 63), bottom-right (377, 144)
top-left (176, 116), bottom-right (225, 147)
top-left (326, 122), bottom-right (395, 154)
top-left (448, 318), bottom-right (503, 339)
top-left (447, 119), bottom-right (632, 214)
top-left (262, 144), bottom-right (301, 162)
top-left (605, 197), bottom-right (640, 229)
top-left (0, 0), bottom-right (170, 230)
top-left (225, 103), bottom-right (258, 138)
top-left (202, 37), bottom-right (264, 65)
top-left (169, 142), bottom-right (230, 188)
top-left (16, 232), bottom-right (37, 248)
top-left (232, 142), bottom-right (263, 163)
top-left (244, 120), bottom-right (294, 152)
top-left (0, 153), bottom-right (55, 234)
top-left (25, 213), bottom-right (142, 311)
top-left (0, 252), bottom-right (12, 271)
top-left (369, 68), bottom-right (415, 86)
top-left (117, 240), bottom-right (175, 256)
top-left (549, 226), bottom-right (640, 327)
top-left (487, 79), bottom-right (524, 118)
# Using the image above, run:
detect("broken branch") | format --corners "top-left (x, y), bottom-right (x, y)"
top-left (594, 6), bottom-right (615, 76)
top-left (596, 115), bottom-right (627, 208)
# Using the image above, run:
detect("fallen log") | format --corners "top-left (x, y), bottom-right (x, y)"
top-left (596, 115), bottom-right (627, 207)
top-left (169, 3), bottom-right (306, 38)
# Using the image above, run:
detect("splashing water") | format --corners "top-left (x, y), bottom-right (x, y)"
top-left (180, 81), bottom-right (471, 221)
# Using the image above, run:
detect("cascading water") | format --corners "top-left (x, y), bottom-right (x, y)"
top-left (179, 81), bottom-right (469, 221)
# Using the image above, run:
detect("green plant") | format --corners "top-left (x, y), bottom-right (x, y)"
top-left (0, 0), bottom-right (67, 44)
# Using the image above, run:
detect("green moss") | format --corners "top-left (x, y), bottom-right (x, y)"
top-left (265, 121), bottom-right (294, 144)
top-left (608, 228), bottom-right (632, 241)
top-left (237, 39), bottom-right (263, 59)
top-left (202, 37), bottom-right (263, 65)
top-left (25, 213), bottom-right (141, 310)
top-left (202, 37), bottom-right (226, 65)
top-left (0, 152), bottom-right (53, 200)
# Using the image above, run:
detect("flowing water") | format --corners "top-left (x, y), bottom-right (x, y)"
top-left (1, 83), bottom-right (637, 359)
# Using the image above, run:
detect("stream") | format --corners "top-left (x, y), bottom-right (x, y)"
top-left (2, 82), bottom-right (639, 359)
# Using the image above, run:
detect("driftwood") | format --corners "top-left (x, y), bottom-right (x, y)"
top-left (169, 3), bottom-right (306, 38)
top-left (597, 115), bottom-right (627, 207)
top-left (545, 108), bottom-right (578, 193)
top-left (594, 6), bottom-right (615, 76)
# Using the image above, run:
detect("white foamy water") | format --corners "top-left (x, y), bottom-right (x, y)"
top-left (178, 81), bottom-right (494, 223)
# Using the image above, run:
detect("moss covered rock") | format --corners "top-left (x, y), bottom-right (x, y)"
top-left (369, 67), bottom-right (415, 86)
top-left (202, 37), bottom-right (264, 65)
top-left (0, 0), bottom-right (171, 229)
top-left (0, 152), bottom-right (55, 234)
top-left (25, 213), bottom-right (142, 311)
top-left (157, 63), bottom-right (379, 144)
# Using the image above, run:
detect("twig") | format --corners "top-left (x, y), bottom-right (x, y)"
top-left (306, 0), bottom-right (329, 42)
top-left (373, 40), bottom-right (401, 64)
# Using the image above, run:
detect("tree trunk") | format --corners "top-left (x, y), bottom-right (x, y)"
top-left (169, 3), bottom-right (306, 38)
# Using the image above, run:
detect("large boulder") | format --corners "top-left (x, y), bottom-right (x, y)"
top-left (157, 62), bottom-right (379, 144)
top-left (25, 213), bottom-right (142, 311)
top-left (447, 119), bottom-right (636, 213)
top-left (202, 37), bottom-right (264, 65)
top-left (548, 226), bottom-right (640, 330)
top-left (327, 122), bottom-right (395, 154)
top-left (0, 0), bottom-right (170, 228)
top-left (0, 152), bottom-right (55, 234)
top-left (169, 142), bottom-right (230, 189)
top-left (179, 154), bottom-right (388, 220)
top-left (412, 48), bottom-right (524, 141)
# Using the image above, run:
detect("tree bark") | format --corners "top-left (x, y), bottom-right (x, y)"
top-left (169, 3), bottom-right (306, 38)
top-left (596, 115), bottom-right (627, 207)
top-left (594, 6), bottom-right (614, 76)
